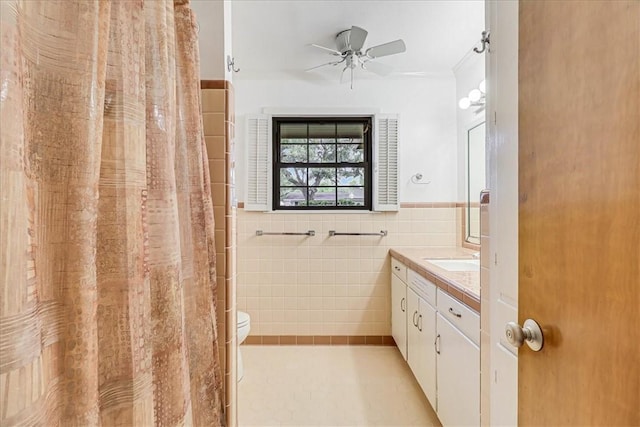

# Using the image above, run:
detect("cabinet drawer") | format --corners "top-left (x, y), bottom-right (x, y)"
top-left (437, 289), bottom-right (480, 346)
top-left (391, 257), bottom-right (407, 282)
top-left (408, 269), bottom-right (436, 307)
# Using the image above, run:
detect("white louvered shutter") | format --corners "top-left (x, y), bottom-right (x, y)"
top-left (244, 115), bottom-right (272, 211)
top-left (373, 114), bottom-right (400, 211)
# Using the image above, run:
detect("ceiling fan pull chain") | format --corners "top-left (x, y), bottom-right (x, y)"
top-left (350, 66), bottom-right (354, 90)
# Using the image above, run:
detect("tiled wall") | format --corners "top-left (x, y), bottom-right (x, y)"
top-left (236, 205), bottom-right (459, 337)
top-left (479, 192), bottom-right (490, 426)
top-left (201, 81), bottom-right (236, 425)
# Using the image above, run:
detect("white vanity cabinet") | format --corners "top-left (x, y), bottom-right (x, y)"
top-left (391, 258), bottom-right (408, 360)
top-left (390, 256), bottom-right (480, 427)
top-left (436, 289), bottom-right (480, 427)
top-left (406, 270), bottom-right (437, 408)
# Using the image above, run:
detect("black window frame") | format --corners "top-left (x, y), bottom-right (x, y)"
top-left (272, 117), bottom-right (373, 211)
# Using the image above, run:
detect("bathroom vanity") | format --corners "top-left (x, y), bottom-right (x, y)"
top-left (389, 248), bottom-right (480, 427)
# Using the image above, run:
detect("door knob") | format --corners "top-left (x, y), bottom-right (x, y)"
top-left (505, 319), bottom-right (544, 351)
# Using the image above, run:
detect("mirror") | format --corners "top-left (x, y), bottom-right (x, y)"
top-left (466, 121), bottom-right (486, 244)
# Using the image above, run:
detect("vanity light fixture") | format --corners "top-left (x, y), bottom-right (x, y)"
top-left (459, 80), bottom-right (486, 111)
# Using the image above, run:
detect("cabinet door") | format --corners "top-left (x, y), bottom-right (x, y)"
top-left (436, 313), bottom-right (480, 427)
top-left (417, 301), bottom-right (437, 409)
top-left (391, 274), bottom-right (408, 360)
top-left (406, 288), bottom-right (420, 372)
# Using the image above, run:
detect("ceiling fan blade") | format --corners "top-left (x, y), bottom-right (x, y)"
top-left (362, 60), bottom-right (393, 76)
top-left (305, 59), bottom-right (344, 72)
top-left (310, 44), bottom-right (343, 56)
top-left (365, 39), bottom-right (406, 59)
top-left (349, 26), bottom-right (368, 51)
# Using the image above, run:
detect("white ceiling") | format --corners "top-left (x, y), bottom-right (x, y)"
top-left (230, 0), bottom-right (485, 80)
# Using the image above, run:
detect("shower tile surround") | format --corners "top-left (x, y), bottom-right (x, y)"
top-left (200, 80), bottom-right (237, 425)
top-left (237, 204), bottom-right (464, 338)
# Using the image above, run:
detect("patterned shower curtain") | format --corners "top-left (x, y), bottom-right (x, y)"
top-left (0, 0), bottom-right (223, 425)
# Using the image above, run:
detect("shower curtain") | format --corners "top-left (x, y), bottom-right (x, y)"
top-left (0, 0), bottom-right (223, 425)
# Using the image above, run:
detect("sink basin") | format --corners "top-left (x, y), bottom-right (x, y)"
top-left (423, 259), bottom-right (479, 272)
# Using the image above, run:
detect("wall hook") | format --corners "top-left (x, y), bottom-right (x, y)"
top-left (227, 55), bottom-right (240, 73)
top-left (473, 31), bottom-right (490, 54)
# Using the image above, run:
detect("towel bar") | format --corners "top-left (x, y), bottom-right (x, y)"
top-left (255, 230), bottom-right (315, 236)
top-left (328, 230), bottom-right (387, 237)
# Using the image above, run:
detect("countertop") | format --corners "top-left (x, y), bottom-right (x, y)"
top-left (389, 247), bottom-right (481, 312)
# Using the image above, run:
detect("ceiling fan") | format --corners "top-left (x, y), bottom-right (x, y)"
top-left (307, 26), bottom-right (407, 89)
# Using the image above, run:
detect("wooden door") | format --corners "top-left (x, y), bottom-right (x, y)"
top-left (518, 1), bottom-right (639, 425)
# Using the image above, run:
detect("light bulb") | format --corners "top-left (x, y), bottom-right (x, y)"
top-left (458, 97), bottom-right (471, 110)
top-left (469, 89), bottom-right (482, 102)
top-left (479, 79), bottom-right (486, 94)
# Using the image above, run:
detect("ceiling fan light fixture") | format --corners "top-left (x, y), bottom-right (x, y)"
top-left (307, 25), bottom-right (407, 89)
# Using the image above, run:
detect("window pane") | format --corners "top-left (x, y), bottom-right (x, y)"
top-left (337, 144), bottom-right (364, 163)
top-left (308, 167), bottom-right (336, 186)
top-left (338, 167), bottom-right (364, 185)
top-left (281, 145), bottom-right (307, 163)
top-left (280, 168), bottom-right (307, 186)
top-left (280, 187), bottom-right (307, 207)
top-left (308, 123), bottom-right (335, 139)
top-left (281, 123), bottom-right (307, 141)
top-left (309, 144), bottom-right (336, 163)
top-left (337, 123), bottom-right (364, 141)
top-left (308, 187), bottom-right (336, 207)
top-left (338, 187), bottom-right (365, 206)
top-left (282, 138), bottom-right (307, 144)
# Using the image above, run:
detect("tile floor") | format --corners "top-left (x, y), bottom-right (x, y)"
top-left (238, 345), bottom-right (441, 427)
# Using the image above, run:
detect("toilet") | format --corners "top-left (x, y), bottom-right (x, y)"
top-left (237, 310), bottom-right (251, 381)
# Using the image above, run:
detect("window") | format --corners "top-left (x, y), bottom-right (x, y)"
top-left (244, 113), bottom-right (399, 212)
top-left (272, 117), bottom-right (373, 210)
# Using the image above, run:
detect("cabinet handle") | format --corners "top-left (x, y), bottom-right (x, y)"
top-left (435, 334), bottom-right (441, 354)
top-left (413, 311), bottom-right (418, 327)
top-left (394, 266), bottom-right (401, 271)
top-left (400, 297), bottom-right (405, 312)
top-left (448, 307), bottom-right (462, 318)
top-left (418, 314), bottom-right (422, 332)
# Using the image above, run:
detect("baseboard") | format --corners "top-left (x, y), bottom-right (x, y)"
top-left (243, 335), bottom-right (396, 346)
